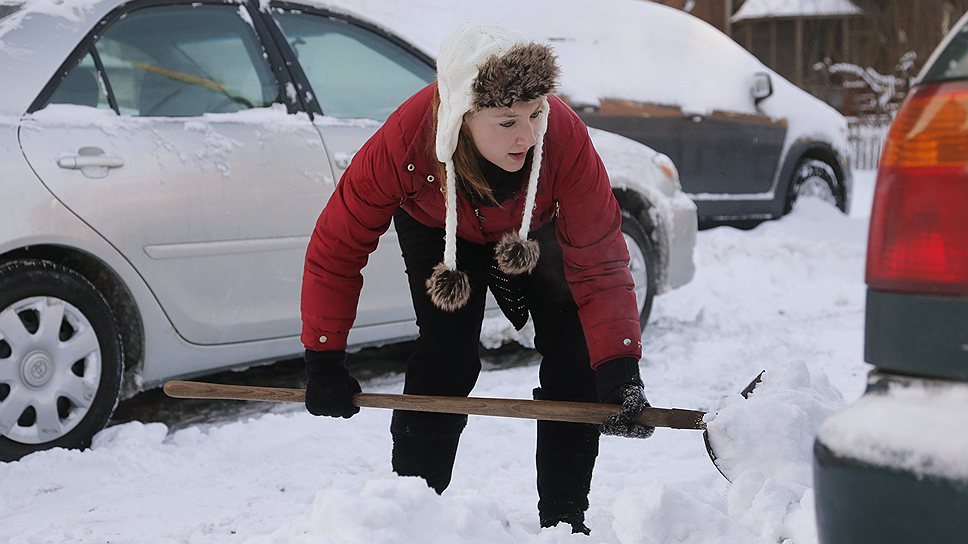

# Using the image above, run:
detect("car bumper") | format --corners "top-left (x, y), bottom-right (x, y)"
top-left (660, 192), bottom-right (697, 292)
top-left (813, 371), bottom-right (968, 544)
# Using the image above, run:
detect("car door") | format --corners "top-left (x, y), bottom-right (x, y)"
top-left (266, 6), bottom-right (438, 327)
top-left (579, 100), bottom-right (787, 217)
top-left (676, 109), bottom-right (786, 196)
top-left (19, 1), bottom-right (334, 345)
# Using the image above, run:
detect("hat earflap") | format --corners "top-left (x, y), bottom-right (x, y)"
top-left (495, 97), bottom-right (549, 276)
top-left (426, 159), bottom-right (471, 312)
top-left (426, 263), bottom-right (471, 312)
top-left (495, 232), bottom-right (540, 275)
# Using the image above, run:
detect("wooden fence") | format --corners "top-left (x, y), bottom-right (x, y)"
top-left (847, 115), bottom-right (893, 171)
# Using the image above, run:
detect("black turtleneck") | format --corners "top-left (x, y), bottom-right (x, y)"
top-left (460, 149), bottom-right (533, 207)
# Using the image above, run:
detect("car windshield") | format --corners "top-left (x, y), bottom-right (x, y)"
top-left (923, 20), bottom-right (968, 82)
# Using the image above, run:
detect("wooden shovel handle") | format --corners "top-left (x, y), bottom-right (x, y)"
top-left (162, 380), bottom-right (706, 430)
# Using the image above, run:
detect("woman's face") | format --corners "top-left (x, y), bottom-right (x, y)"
top-left (464, 98), bottom-right (543, 172)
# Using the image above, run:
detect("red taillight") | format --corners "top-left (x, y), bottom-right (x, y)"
top-left (866, 81), bottom-right (968, 296)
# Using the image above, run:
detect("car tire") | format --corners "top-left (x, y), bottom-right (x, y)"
top-left (0, 260), bottom-right (123, 462)
top-left (621, 209), bottom-right (658, 330)
top-left (785, 158), bottom-right (845, 214)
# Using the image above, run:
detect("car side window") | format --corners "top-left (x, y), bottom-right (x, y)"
top-left (272, 12), bottom-right (435, 121)
top-left (93, 4), bottom-right (280, 117)
top-left (47, 52), bottom-right (112, 110)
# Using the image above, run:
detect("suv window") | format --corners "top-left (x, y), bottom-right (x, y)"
top-left (923, 22), bottom-right (968, 82)
top-left (272, 12), bottom-right (435, 121)
top-left (94, 4), bottom-right (279, 117)
top-left (47, 51), bottom-right (112, 110)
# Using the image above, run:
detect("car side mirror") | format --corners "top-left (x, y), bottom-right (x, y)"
top-left (752, 72), bottom-right (773, 104)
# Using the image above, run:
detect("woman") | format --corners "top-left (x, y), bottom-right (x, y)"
top-left (300, 23), bottom-right (653, 535)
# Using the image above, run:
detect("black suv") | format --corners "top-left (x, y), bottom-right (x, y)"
top-left (813, 11), bottom-right (968, 543)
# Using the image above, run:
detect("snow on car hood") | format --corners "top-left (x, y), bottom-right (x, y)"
top-left (818, 376), bottom-right (968, 482)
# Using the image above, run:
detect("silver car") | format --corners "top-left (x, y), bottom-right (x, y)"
top-left (0, 0), bottom-right (696, 461)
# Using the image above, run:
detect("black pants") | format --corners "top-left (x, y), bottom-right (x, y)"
top-left (392, 210), bottom-right (599, 518)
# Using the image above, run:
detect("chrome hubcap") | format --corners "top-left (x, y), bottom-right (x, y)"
top-left (793, 161), bottom-right (837, 207)
top-left (0, 297), bottom-right (101, 444)
top-left (795, 175), bottom-right (835, 203)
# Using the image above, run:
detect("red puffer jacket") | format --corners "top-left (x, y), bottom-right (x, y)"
top-left (301, 84), bottom-right (642, 368)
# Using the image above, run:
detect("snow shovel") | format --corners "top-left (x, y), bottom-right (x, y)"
top-left (702, 370), bottom-right (765, 482)
top-left (162, 378), bottom-right (759, 481)
top-left (162, 380), bottom-right (707, 430)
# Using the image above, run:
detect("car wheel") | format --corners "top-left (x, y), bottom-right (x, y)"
top-left (621, 209), bottom-right (658, 330)
top-left (785, 158), bottom-right (843, 213)
top-left (0, 260), bottom-right (123, 461)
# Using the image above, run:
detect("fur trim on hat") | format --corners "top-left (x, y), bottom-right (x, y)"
top-left (495, 232), bottom-right (540, 275)
top-left (473, 43), bottom-right (560, 110)
top-left (426, 263), bottom-right (472, 311)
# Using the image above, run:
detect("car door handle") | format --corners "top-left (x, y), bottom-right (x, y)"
top-left (57, 155), bottom-right (124, 170)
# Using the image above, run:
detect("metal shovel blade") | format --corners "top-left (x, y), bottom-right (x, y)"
top-left (703, 370), bottom-right (766, 482)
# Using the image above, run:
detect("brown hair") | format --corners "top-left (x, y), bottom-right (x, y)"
top-left (431, 87), bottom-right (497, 205)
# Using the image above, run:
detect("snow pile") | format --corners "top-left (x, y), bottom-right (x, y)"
top-left (256, 477), bottom-right (523, 544)
top-left (611, 482), bottom-right (775, 544)
top-left (705, 360), bottom-right (844, 543)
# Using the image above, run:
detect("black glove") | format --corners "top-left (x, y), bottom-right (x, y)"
top-left (304, 349), bottom-right (361, 418)
top-left (595, 358), bottom-right (655, 439)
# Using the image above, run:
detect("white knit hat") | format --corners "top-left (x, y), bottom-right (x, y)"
top-left (427, 23), bottom-right (559, 312)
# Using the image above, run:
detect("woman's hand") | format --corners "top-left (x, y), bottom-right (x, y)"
top-left (595, 358), bottom-right (655, 439)
top-left (304, 350), bottom-right (361, 418)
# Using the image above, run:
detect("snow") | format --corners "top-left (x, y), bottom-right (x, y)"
top-left (732, 0), bottom-right (862, 22)
top-left (0, 0), bottom-right (100, 40)
top-left (26, 102), bottom-right (318, 129)
top-left (318, 0), bottom-right (831, 116)
top-left (818, 377), bottom-right (968, 482)
top-left (0, 172), bottom-right (884, 543)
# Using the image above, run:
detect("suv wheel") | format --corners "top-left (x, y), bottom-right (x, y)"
top-left (0, 260), bottom-right (123, 462)
top-left (786, 158), bottom-right (843, 213)
top-left (621, 209), bottom-right (658, 329)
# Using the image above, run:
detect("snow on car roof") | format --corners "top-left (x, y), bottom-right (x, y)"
top-left (1, 0), bottom-right (848, 158)
top-left (317, 0), bottom-right (849, 154)
top-left (321, 0), bottom-right (770, 115)
top-left (732, 0), bottom-right (863, 23)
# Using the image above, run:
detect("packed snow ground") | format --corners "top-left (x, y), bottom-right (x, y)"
top-left (1, 173), bottom-right (876, 544)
